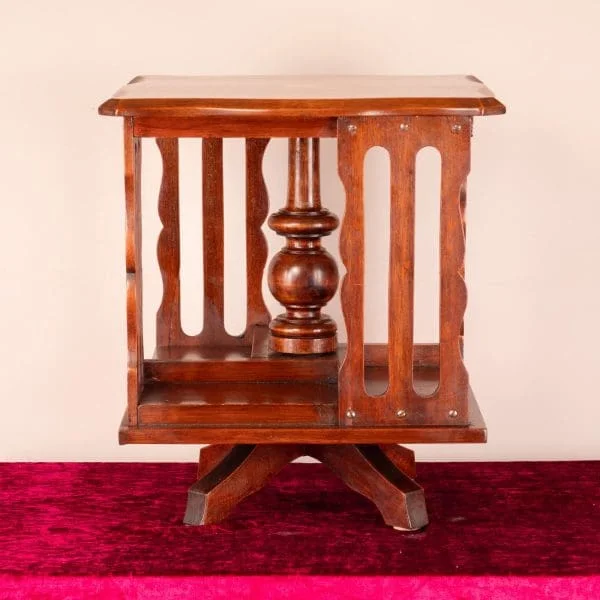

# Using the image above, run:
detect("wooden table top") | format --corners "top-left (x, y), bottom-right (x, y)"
top-left (99, 75), bottom-right (505, 118)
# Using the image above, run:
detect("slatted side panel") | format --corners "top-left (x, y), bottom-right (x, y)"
top-left (436, 120), bottom-right (470, 421)
top-left (337, 116), bottom-right (471, 427)
top-left (124, 118), bottom-right (143, 425)
top-left (154, 137), bottom-right (271, 351)
top-left (337, 120), bottom-right (367, 411)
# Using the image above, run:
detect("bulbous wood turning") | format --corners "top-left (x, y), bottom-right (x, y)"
top-left (267, 138), bottom-right (339, 354)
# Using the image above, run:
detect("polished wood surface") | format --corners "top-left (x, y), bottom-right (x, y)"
top-left (155, 138), bottom-right (270, 349)
top-left (338, 115), bottom-right (470, 427)
top-left (184, 443), bottom-right (427, 530)
top-left (124, 118), bottom-right (143, 426)
top-left (268, 138), bottom-right (339, 354)
top-left (99, 75), bottom-right (505, 118)
top-left (100, 74), bottom-right (504, 528)
top-left (119, 386), bottom-right (486, 444)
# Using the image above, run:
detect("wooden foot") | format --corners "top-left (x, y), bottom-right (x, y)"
top-left (184, 443), bottom-right (428, 531)
top-left (308, 445), bottom-right (428, 531)
top-left (184, 444), bottom-right (303, 525)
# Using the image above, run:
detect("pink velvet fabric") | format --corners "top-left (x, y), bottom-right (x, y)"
top-left (1, 576), bottom-right (600, 599)
top-left (1, 462), bottom-right (598, 597)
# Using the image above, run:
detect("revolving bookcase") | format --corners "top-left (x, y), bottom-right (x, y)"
top-left (99, 75), bottom-right (505, 530)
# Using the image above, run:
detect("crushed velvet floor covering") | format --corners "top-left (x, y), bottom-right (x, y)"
top-left (1, 461), bottom-right (598, 598)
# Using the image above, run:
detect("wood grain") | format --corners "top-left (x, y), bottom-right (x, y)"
top-left (155, 137), bottom-right (271, 350)
top-left (99, 75), bottom-right (506, 118)
top-left (124, 118), bottom-right (143, 426)
top-left (267, 138), bottom-right (339, 354)
top-left (119, 385), bottom-right (486, 445)
top-left (310, 444), bottom-right (428, 530)
top-left (133, 116), bottom-right (337, 138)
top-left (338, 115), bottom-right (472, 427)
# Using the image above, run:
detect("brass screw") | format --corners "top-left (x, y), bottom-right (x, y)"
top-left (400, 123), bottom-right (409, 131)
top-left (347, 124), bottom-right (357, 135)
top-left (346, 409), bottom-right (357, 419)
top-left (448, 409), bottom-right (458, 418)
top-left (451, 124), bottom-right (462, 133)
top-left (396, 409), bottom-right (407, 418)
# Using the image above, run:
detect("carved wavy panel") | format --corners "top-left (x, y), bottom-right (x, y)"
top-left (155, 138), bottom-right (184, 347)
top-left (155, 137), bottom-right (271, 350)
top-left (244, 139), bottom-right (271, 333)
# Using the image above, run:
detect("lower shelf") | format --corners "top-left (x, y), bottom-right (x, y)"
top-left (138, 380), bottom-right (338, 426)
top-left (122, 384), bottom-right (486, 445)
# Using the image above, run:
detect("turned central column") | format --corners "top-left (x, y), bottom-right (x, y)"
top-left (267, 138), bottom-right (339, 354)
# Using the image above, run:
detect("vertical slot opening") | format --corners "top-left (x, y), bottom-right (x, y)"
top-left (140, 138), bottom-right (162, 356)
top-left (179, 138), bottom-right (204, 337)
top-left (413, 146), bottom-right (441, 397)
top-left (223, 139), bottom-right (247, 337)
top-left (363, 146), bottom-right (391, 396)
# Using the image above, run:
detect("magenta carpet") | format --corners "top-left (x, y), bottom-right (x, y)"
top-left (1, 461), bottom-right (599, 598)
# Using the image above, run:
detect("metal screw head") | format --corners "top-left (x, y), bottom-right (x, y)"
top-left (451, 124), bottom-right (462, 133)
top-left (346, 409), bottom-right (356, 419)
top-left (347, 124), bottom-right (357, 135)
top-left (400, 123), bottom-right (409, 131)
top-left (448, 409), bottom-right (458, 418)
top-left (396, 409), bottom-right (407, 418)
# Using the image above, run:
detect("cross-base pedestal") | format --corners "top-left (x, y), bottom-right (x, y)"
top-left (184, 444), bottom-right (428, 531)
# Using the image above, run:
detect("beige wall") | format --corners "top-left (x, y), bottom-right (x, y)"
top-left (1, 0), bottom-right (599, 461)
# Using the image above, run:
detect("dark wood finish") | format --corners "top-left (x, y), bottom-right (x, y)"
top-left (155, 138), bottom-right (270, 350)
top-left (119, 386), bottom-right (486, 444)
top-left (310, 445), bottom-right (428, 530)
top-left (137, 381), bottom-right (338, 426)
top-left (184, 443), bottom-right (427, 530)
top-left (379, 444), bottom-right (417, 478)
top-left (124, 117), bottom-right (143, 426)
top-left (134, 116), bottom-right (338, 138)
top-left (143, 341), bottom-right (440, 384)
top-left (268, 138), bottom-right (339, 354)
top-left (99, 75), bottom-right (506, 118)
top-left (197, 444), bottom-right (234, 479)
top-left (338, 115), bottom-right (470, 427)
top-left (245, 140), bottom-right (272, 330)
top-left (100, 75), bottom-right (504, 529)
top-left (184, 445), bottom-right (304, 525)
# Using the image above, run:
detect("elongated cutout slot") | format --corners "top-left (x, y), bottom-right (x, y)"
top-left (141, 138), bottom-right (162, 356)
top-left (363, 146), bottom-right (391, 395)
top-left (413, 146), bottom-right (441, 396)
top-left (179, 138), bottom-right (204, 337)
top-left (223, 139), bottom-right (247, 337)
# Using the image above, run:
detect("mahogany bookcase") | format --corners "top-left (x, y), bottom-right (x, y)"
top-left (99, 75), bottom-right (505, 530)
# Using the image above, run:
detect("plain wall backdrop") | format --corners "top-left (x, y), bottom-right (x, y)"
top-left (1, 0), bottom-right (599, 461)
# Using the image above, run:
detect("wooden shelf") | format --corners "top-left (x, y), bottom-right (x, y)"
top-left (121, 386), bottom-right (485, 444)
top-left (122, 354), bottom-right (486, 444)
top-left (138, 380), bottom-right (337, 426)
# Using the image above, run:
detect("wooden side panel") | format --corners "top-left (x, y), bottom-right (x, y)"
top-left (337, 121), bottom-right (367, 409)
top-left (337, 116), bottom-right (471, 427)
top-left (245, 139), bottom-right (271, 332)
top-left (155, 138), bottom-right (183, 347)
top-left (124, 118), bottom-right (143, 425)
top-left (437, 120), bottom-right (470, 420)
top-left (154, 137), bottom-right (271, 352)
